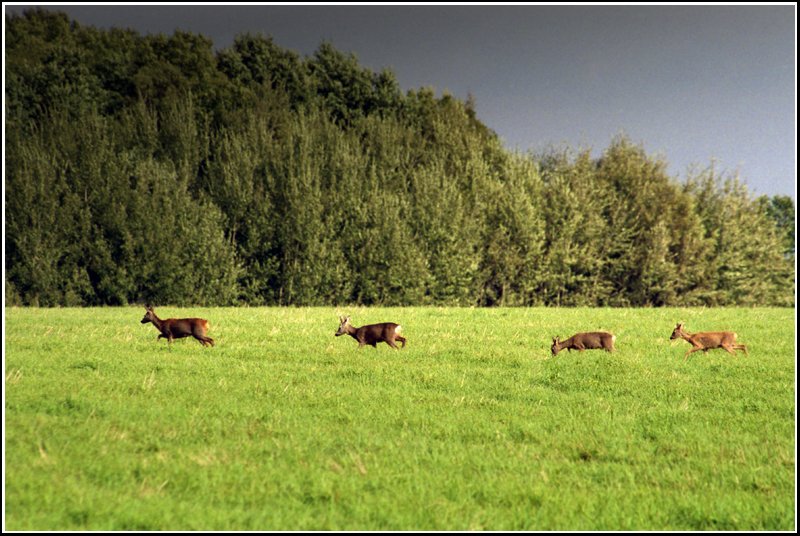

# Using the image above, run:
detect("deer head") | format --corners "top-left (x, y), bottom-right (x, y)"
top-left (335, 316), bottom-right (351, 337)
top-left (551, 336), bottom-right (561, 355)
top-left (141, 305), bottom-right (157, 324)
top-left (670, 322), bottom-right (686, 340)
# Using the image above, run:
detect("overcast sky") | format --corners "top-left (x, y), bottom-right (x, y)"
top-left (5, 3), bottom-right (796, 199)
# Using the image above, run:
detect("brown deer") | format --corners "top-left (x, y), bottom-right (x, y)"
top-left (551, 332), bottom-right (616, 356)
top-left (335, 316), bottom-right (406, 349)
top-left (669, 322), bottom-right (747, 361)
top-left (140, 305), bottom-right (215, 347)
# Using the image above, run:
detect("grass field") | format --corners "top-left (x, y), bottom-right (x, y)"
top-left (4, 306), bottom-right (796, 530)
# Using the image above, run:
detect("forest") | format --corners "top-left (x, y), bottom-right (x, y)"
top-left (5, 9), bottom-right (795, 307)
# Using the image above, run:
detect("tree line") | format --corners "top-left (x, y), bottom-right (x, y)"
top-left (5, 9), bottom-right (795, 307)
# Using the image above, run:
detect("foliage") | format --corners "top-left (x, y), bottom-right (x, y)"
top-left (4, 9), bottom-right (794, 306)
top-left (758, 194), bottom-right (795, 258)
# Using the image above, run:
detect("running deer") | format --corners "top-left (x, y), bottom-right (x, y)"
top-left (140, 305), bottom-right (215, 347)
top-left (335, 316), bottom-right (406, 349)
top-left (669, 322), bottom-right (747, 361)
top-left (551, 332), bottom-right (616, 356)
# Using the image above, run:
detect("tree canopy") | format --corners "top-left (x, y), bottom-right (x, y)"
top-left (5, 9), bottom-right (795, 306)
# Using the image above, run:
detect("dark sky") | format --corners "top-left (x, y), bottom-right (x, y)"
top-left (5, 3), bottom-right (796, 198)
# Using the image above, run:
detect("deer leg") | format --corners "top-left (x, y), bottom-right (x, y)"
top-left (395, 335), bottom-right (407, 348)
top-left (683, 347), bottom-right (702, 361)
top-left (734, 344), bottom-right (748, 355)
top-left (386, 339), bottom-right (399, 349)
top-left (193, 328), bottom-right (214, 347)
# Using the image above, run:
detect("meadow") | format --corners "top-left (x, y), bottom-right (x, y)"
top-left (4, 306), bottom-right (795, 531)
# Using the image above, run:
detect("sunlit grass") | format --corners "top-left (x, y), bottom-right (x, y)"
top-left (4, 307), bottom-right (795, 530)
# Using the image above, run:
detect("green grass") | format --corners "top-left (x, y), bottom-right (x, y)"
top-left (4, 306), bottom-right (795, 530)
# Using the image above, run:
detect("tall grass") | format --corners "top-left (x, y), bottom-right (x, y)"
top-left (4, 307), bottom-right (795, 530)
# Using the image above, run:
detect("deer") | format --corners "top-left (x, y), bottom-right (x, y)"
top-left (335, 316), bottom-right (406, 349)
top-left (140, 305), bottom-right (215, 347)
top-left (669, 322), bottom-right (747, 361)
top-left (551, 332), bottom-right (616, 356)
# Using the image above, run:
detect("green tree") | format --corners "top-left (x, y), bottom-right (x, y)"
top-left (477, 154), bottom-right (545, 306)
top-left (593, 137), bottom-right (705, 306)
top-left (538, 149), bottom-right (614, 305)
top-left (688, 169), bottom-right (793, 306)
top-left (758, 194), bottom-right (795, 258)
top-left (307, 42), bottom-right (375, 125)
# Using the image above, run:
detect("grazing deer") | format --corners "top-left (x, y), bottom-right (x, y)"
top-left (551, 332), bottom-right (616, 356)
top-left (335, 316), bottom-right (406, 349)
top-left (669, 322), bottom-right (747, 361)
top-left (140, 305), bottom-right (215, 347)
